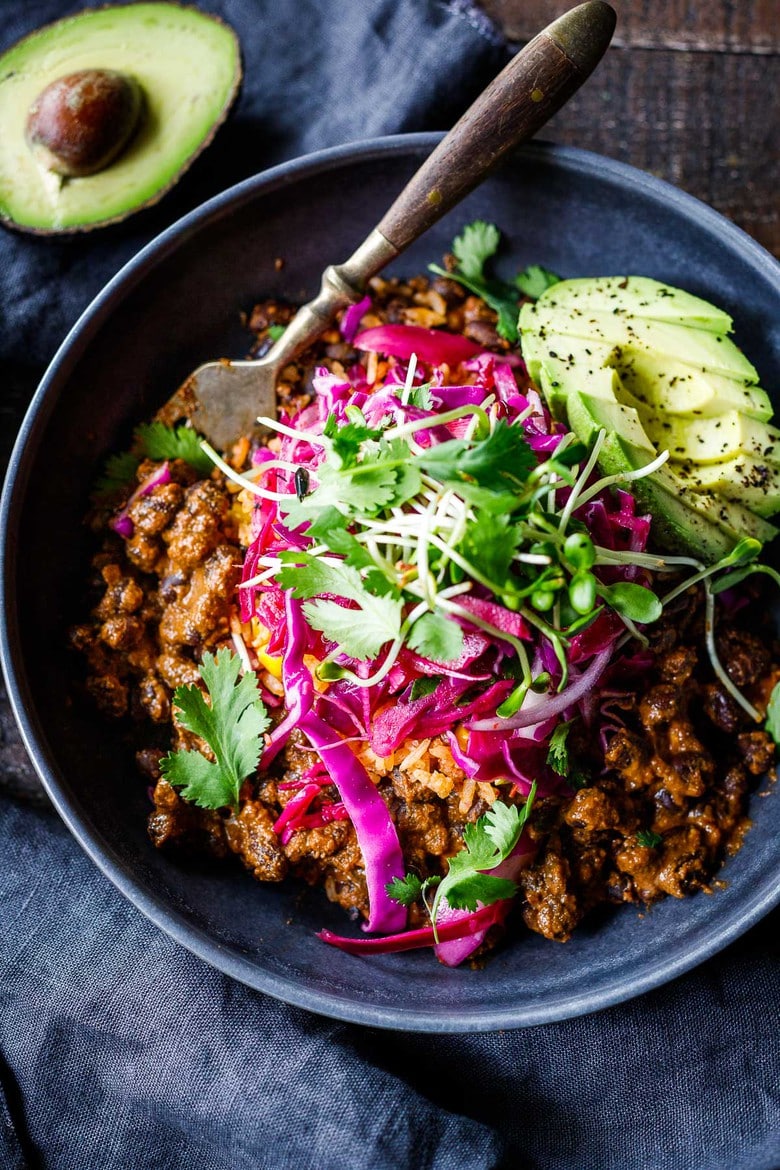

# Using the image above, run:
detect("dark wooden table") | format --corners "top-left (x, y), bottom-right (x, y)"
top-left (482, 0), bottom-right (780, 258)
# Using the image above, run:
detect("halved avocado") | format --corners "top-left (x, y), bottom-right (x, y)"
top-left (0, 3), bottom-right (242, 234)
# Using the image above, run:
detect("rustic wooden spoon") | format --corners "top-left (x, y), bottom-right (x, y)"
top-left (164, 0), bottom-right (616, 451)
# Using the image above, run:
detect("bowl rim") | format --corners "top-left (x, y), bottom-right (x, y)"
top-left (3, 132), bottom-right (780, 1032)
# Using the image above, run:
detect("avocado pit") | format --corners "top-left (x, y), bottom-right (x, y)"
top-left (25, 68), bottom-right (143, 178)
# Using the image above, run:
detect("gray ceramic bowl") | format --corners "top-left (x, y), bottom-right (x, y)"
top-left (2, 134), bottom-right (779, 1031)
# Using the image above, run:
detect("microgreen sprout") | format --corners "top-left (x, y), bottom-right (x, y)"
top-left (202, 363), bottom-right (769, 726)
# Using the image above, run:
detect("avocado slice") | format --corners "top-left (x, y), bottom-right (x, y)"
top-left (672, 456), bottom-right (780, 517)
top-left (520, 275), bottom-right (780, 561)
top-left (523, 330), bottom-right (772, 422)
top-left (642, 410), bottom-right (780, 467)
top-left (600, 432), bottom-right (778, 556)
top-left (536, 275), bottom-right (733, 334)
top-left (616, 345), bottom-right (772, 422)
top-left (566, 389), bottom-right (778, 547)
top-left (522, 303), bottom-right (759, 384)
top-left (0, 4), bottom-right (242, 233)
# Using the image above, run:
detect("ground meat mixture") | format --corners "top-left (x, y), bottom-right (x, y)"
top-left (517, 599), bottom-right (779, 940)
top-left (71, 275), bottom-right (779, 955)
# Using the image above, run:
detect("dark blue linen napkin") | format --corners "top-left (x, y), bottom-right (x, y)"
top-left (1, 797), bottom-right (778, 1170)
top-left (0, 2), bottom-right (778, 1169)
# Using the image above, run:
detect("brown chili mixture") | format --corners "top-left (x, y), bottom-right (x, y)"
top-left (70, 270), bottom-right (779, 948)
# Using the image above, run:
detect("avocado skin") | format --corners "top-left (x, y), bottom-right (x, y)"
top-left (0, 4), bottom-right (243, 235)
top-left (520, 275), bottom-right (780, 561)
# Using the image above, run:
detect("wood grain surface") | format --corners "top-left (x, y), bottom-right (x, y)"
top-left (481, 0), bottom-right (780, 257)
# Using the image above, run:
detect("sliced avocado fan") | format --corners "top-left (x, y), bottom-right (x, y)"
top-left (0, 4), bottom-right (242, 234)
top-left (519, 275), bottom-right (779, 562)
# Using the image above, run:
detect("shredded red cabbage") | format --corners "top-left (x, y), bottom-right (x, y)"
top-left (230, 317), bottom-right (661, 958)
top-left (299, 710), bottom-right (406, 934)
top-left (318, 902), bottom-right (505, 956)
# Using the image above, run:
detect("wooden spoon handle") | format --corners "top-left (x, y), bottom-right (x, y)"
top-left (376, 0), bottom-right (616, 252)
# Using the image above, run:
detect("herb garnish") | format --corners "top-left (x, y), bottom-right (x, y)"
top-left (277, 553), bottom-right (403, 660)
top-left (93, 421), bottom-right (213, 497)
top-left (160, 649), bottom-right (270, 810)
top-left (429, 221), bottom-right (560, 342)
top-left (135, 421), bottom-right (215, 476)
top-left (765, 680), bottom-right (780, 744)
top-left (546, 718), bottom-right (575, 776)
top-left (387, 788), bottom-right (537, 933)
top-left (636, 829), bottom-right (663, 849)
top-left (515, 264), bottom-right (560, 300)
top-left (93, 450), bottom-right (143, 498)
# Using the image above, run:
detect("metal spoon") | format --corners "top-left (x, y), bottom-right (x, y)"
top-left (164, 1), bottom-right (616, 451)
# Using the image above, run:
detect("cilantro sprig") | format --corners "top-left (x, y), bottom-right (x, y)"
top-left (387, 789), bottom-right (537, 934)
top-left (93, 421), bottom-right (213, 498)
top-left (160, 649), bottom-right (270, 810)
top-left (429, 221), bottom-right (559, 342)
top-left (93, 450), bottom-right (143, 498)
top-left (277, 553), bottom-right (403, 660)
top-left (414, 419), bottom-right (535, 491)
top-left (135, 421), bottom-right (215, 476)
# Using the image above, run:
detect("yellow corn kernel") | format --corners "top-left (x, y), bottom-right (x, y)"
top-left (258, 649), bottom-right (283, 679)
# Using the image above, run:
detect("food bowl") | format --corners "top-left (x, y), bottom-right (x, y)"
top-left (2, 134), bottom-right (779, 1031)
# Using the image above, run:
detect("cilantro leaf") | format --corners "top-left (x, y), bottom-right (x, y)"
top-left (277, 553), bottom-right (374, 603)
top-left (378, 439), bottom-right (422, 508)
top-left (291, 439), bottom-right (419, 527)
top-left (415, 420), bottom-right (535, 492)
top-left (766, 681), bottom-right (780, 744)
top-left (430, 259), bottom-right (521, 343)
top-left (410, 676), bottom-right (441, 702)
top-left (160, 649), bottom-right (270, 810)
top-left (459, 510), bottom-right (522, 587)
top-left (304, 598), bottom-right (401, 659)
top-left (406, 382), bottom-right (434, 410)
top-left (323, 413), bottom-right (383, 467)
top-left (386, 871), bottom-right (442, 909)
top-left (481, 798), bottom-right (533, 858)
top-left (93, 450), bottom-right (141, 499)
top-left (267, 323), bottom-right (286, 342)
top-left (282, 466), bottom-right (388, 525)
top-left (444, 873), bottom-right (518, 912)
top-left (308, 510), bottom-right (377, 570)
top-left (386, 873), bottom-right (424, 907)
top-left (407, 611), bottom-right (465, 663)
top-left (515, 264), bottom-right (560, 299)
top-left (277, 554), bottom-right (402, 659)
top-left (546, 719), bottom-right (574, 776)
top-left (362, 568), bottom-right (400, 597)
top-left (452, 220), bottom-right (501, 281)
top-left (430, 220), bottom-right (522, 341)
top-left (636, 829), bottom-right (663, 849)
top-left (135, 421), bottom-right (214, 476)
top-left (430, 788), bottom-right (536, 928)
top-left (306, 506), bottom-right (348, 543)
